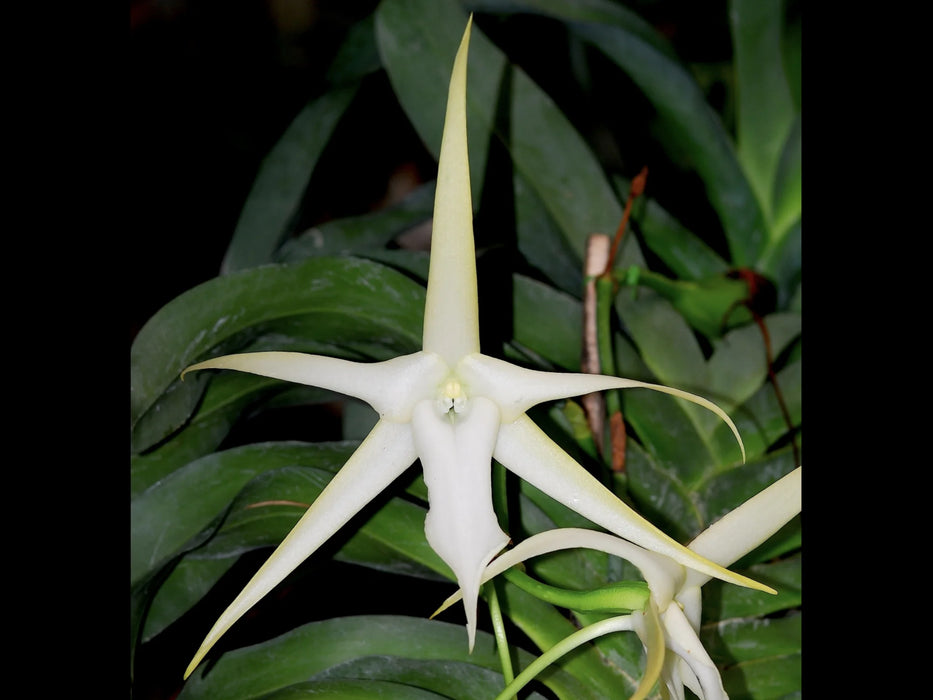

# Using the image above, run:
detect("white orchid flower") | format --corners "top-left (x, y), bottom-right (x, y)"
top-left (439, 467), bottom-right (801, 700)
top-left (181, 17), bottom-right (773, 680)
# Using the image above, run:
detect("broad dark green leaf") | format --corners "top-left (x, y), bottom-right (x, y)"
top-left (308, 656), bottom-right (549, 700)
top-left (130, 256), bottom-right (425, 453)
top-left (769, 115), bottom-right (802, 246)
top-left (130, 373), bottom-right (287, 498)
top-left (710, 611), bottom-right (801, 662)
top-left (731, 0), bottom-right (797, 227)
top-left (379, 0), bottom-right (640, 297)
top-left (624, 438), bottom-right (704, 542)
top-left (276, 182), bottom-right (436, 263)
top-left (325, 13), bottom-right (383, 85)
top-left (568, 22), bottom-right (767, 266)
top-left (131, 441), bottom-right (357, 586)
top-left (707, 613), bottom-right (802, 699)
top-left (631, 193), bottom-right (730, 281)
top-left (221, 85), bottom-right (359, 273)
top-left (511, 275), bottom-right (583, 370)
top-left (511, 173), bottom-right (588, 295)
top-left (177, 615), bottom-right (585, 700)
top-left (139, 448), bottom-right (453, 639)
top-left (710, 360), bottom-right (801, 464)
top-left (196, 464), bottom-right (446, 580)
top-left (760, 216), bottom-right (801, 311)
top-left (700, 453), bottom-right (798, 529)
top-left (142, 555), bottom-right (238, 643)
top-left (703, 554), bottom-right (801, 622)
top-left (704, 312), bottom-right (802, 420)
top-left (722, 652), bottom-right (801, 700)
top-left (616, 288), bottom-right (707, 390)
top-left (375, 0), bottom-right (505, 205)
top-left (261, 678), bottom-right (447, 699)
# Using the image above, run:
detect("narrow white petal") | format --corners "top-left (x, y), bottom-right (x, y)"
top-left (661, 604), bottom-right (727, 700)
top-left (684, 466), bottom-right (801, 588)
top-left (411, 395), bottom-right (509, 650)
top-left (184, 419), bottom-right (418, 678)
top-left (183, 350), bottom-right (447, 421)
top-left (422, 17), bottom-right (481, 365)
top-left (494, 415), bottom-right (773, 594)
top-left (459, 354), bottom-right (744, 460)
top-left (631, 602), bottom-right (668, 700)
top-left (661, 655), bottom-right (689, 700)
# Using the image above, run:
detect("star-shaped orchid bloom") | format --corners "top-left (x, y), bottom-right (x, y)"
top-left (181, 17), bottom-right (774, 680)
top-left (440, 467), bottom-right (801, 700)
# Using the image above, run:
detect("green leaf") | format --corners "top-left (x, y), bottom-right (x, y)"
top-left (769, 114), bottom-right (802, 245)
top-left (378, 0), bottom-right (638, 295)
top-left (710, 360), bottom-right (801, 464)
top-left (703, 311), bottom-right (801, 422)
top-left (630, 191), bottom-right (730, 280)
top-left (511, 275), bottom-right (583, 370)
top-left (308, 656), bottom-right (550, 700)
top-left (722, 651), bottom-right (801, 700)
top-left (615, 289), bottom-right (707, 391)
top-left (375, 0), bottom-right (504, 206)
top-left (221, 85), bottom-right (359, 273)
top-left (708, 611), bottom-right (801, 663)
top-left (130, 373), bottom-right (286, 498)
top-left (567, 20), bottom-right (767, 265)
top-left (261, 678), bottom-right (448, 699)
top-left (196, 464), bottom-right (447, 580)
top-left (131, 441), bottom-right (357, 586)
top-left (731, 0), bottom-right (797, 227)
top-left (706, 613), bottom-right (802, 699)
top-left (624, 438), bottom-right (703, 542)
top-left (130, 256), bottom-right (425, 453)
top-left (325, 13), bottom-right (383, 85)
top-left (703, 554), bottom-right (801, 622)
top-left (699, 451), bottom-right (799, 528)
top-left (177, 615), bottom-right (582, 700)
top-left (276, 182), bottom-right (436, 262)
top-left (139, 454), bottom-right (450, 640)
top-left (142, 556), bottom-right (238, 642)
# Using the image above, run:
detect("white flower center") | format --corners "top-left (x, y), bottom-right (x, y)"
top-left (439, 377), bottom-right (467, 415)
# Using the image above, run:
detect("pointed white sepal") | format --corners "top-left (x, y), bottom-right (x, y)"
top-left (183, 419), bottom-right (418, 678)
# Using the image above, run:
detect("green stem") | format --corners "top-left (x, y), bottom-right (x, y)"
top-left (486, 581), bottom-right (515, 690)
top-left (494, 614), bottom-right (637, 700)
top-left (503, 567), bottom-right (649, 614)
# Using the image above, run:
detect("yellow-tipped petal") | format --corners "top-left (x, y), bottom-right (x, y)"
top-left (183, 419), bottom-right (418, 679)
top-left (459, 353), bottom-right (746, 461)
top-left (422, 16), bottom-right (481, 366)
top-left (684, 466), bottom-right (802, 588)
top-left (495, 416), bottom-right (774, 595)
